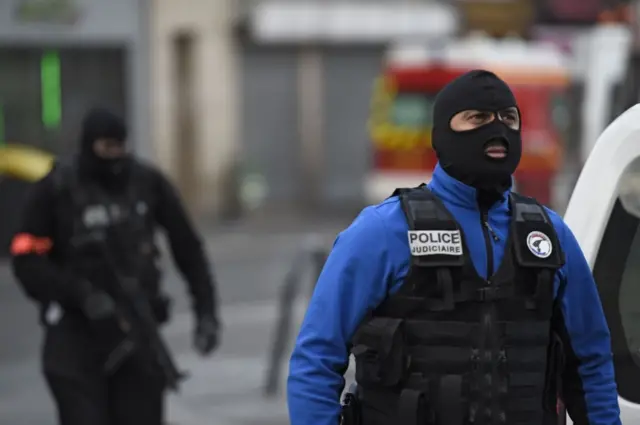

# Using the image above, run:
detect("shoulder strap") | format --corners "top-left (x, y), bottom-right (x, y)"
top-left (390, 186), bottom-right (467, 311)
top-left (52, 157), bottom-right (100, 213)
top-left (389, 183), bottom-right (426, 199)
top-left (397, 186), bottom-right (465, 268)
top-left (510, 192), bottom-right (565, 310)
top-left (51, 157), bottom-right (77, 195)
top-left (509, 192), bottom-right (565, 269)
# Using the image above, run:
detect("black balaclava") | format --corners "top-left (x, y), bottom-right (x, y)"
top-left (432, 69), bottom-right (522, 200)
top-left (78, 107), bottom-right (131, 190)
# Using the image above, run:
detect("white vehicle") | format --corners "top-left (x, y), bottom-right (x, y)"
top-left (564, 104), bottom-right (640, 424)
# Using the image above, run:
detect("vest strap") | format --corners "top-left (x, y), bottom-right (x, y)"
top-left (509, 193), bottom-right (565, 269)
top-left (380, 282), bottom-right (517, 315)
top-left (435, 268), bottom-right (455, 311)
top-left (509, 193), bottom-right (564, 311)
top-left (398, 187), bottom-right (465, 269)
top-left (397, 388), bottom-right (428, 425)
top-left (436, 375), bottom-right (464, 425)
top-left (524, 269), bottom-right (555, 310)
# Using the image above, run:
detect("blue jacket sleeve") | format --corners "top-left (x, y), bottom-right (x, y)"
top-left (287, 207), bottom-right (396, 425)
top-left (555, 221), bottom-right (621, 425)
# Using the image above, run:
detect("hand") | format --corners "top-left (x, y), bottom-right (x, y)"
top-left (82, 290), bottom-right (116, 321)
top-left (194, 315), bottom-right (220, 356)
top-left (151, 294), bottom-right (172, 324)
top-left (80, 289), bottom-right (126, 347)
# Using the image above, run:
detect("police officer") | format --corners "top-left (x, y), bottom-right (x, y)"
top-left (10, 108), bottom-right (221, 425)
top-left (287, 70), bottom-right (620, 425)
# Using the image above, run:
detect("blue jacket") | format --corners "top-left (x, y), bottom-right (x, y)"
top-left (287, 164), bottom-right (620, 425)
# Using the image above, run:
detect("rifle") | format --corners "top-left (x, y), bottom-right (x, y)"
top-left (80, 233), bottom-right (189, 392)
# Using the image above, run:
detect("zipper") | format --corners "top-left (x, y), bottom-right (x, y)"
top-left (480, 209), bottom-right (496, 278)
top-left (484, 219), bottom-right (500, 243)
top-left (479, 207), bottom-right (500, 422)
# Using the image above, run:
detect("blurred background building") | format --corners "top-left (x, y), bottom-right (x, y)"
top-left (1, 0), bottom-right (639, 423)
top-left (0, 0), bottom-right (635, 246)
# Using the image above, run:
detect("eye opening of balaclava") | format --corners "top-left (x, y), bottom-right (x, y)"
top-left (449, 107), bottom-right (521, 135)
top-left (78, 107), bottom-right (131, 189)
top-left (432, 69), bottom-right (522, 197)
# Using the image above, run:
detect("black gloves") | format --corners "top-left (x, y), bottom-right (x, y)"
top-left (76, 279), bottom-right (220, 356)
top-left (73, 280), bottom-right (114, 319)
top-left (82, 290), bottom-right (117, 321)
top-left (194, 314), bottom-right (220, 356)
top-left (150, 293), bottom-right (172, 324)
top-left (75, 280), bottom-right (124, 345)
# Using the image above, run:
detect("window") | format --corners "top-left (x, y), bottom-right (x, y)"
top-left (593, 156), bottom-right (640, 403)
top-left (390, 93), bottom-right (433, 129)
top-left (0, 47), bottom-right (126, 155)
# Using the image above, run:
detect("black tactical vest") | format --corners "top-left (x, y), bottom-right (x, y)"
top-left (349, 187), bottom-right (566, 425)
top-left (52, 160), bottom-right (161, 295)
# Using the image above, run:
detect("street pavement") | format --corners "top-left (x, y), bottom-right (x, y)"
top-left (0, 214), bottom-right (353, 425)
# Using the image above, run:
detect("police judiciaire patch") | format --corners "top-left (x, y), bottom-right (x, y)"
top-left (408, 230), bottom-right (463, 256)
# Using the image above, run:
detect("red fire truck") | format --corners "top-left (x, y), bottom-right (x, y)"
top-left (367, 38), bottom-right (572, 207)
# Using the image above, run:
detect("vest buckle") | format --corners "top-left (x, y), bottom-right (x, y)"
top-left (477, 287), bottom-right (498, 302)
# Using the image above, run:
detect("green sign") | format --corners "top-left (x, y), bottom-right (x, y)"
top-left (15, 0), bottom-right (81, 25)
top-left (41, 51), bottom-right (62, 129)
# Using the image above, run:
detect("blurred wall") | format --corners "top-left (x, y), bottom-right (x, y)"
top-left (152, 0), bottom-right (382, 216)
top-left (239, 44), bottom-right (382, 211)
top-left (151, 0), bottom-right (239, 217)
top-left (153, 1), bottom-right (454, 217)
top-left (236, 1), bottom-right (456, 213)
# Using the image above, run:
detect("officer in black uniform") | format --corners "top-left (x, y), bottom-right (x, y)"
top-left (287, 70), bottom-right (620, 425)
top-left (10, 108), bottom-right (221, 425)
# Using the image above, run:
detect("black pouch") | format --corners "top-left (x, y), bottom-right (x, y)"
top-left (351, 317), bottom-right (407, 387)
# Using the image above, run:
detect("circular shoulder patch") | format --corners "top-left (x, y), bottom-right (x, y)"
top-left (526, 231), bottom-right (553, 259)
